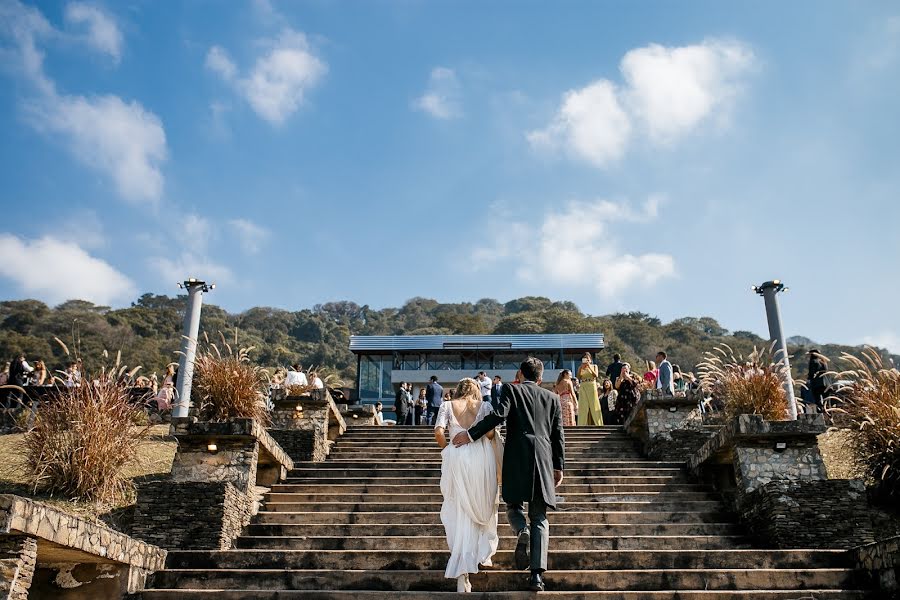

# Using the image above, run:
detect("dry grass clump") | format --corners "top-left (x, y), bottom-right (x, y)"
top-left (20, 354), bottom-right (151, 505)
top-left (192, 334), bottom-right (270, 425)
top-left (830, 348), bottom-right (900, 498)
top-left (697, 343), bottom-right (790, 421)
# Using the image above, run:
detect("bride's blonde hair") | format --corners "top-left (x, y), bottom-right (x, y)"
top-left (455, 378), bottom-right (481, 402)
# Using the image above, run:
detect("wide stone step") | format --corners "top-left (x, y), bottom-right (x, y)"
top-left (149, 566), bottom-right (864, 591)
top-left (245, 522), bottom-right (744, 538)
top-left (262, 500), bottom-right (725, 513)
top-left (269, 483), bottom-right (715, 494)
top-left (329, 450), bottom-right (644, 457)
top-left (139, 590), bottom-right (871, 600)
top-left (286, 467), bottom-right (687, 478)
top-left (163, 549), bottom-right (851, 571)
top-left (280, 476), bottom-right (690, 486)
top-left (263, 492), bottom-right (720, 504)
top-left (235, 534), bottom-right (750, 551)
top-left (298, 460), bottom-right (665, 468)
top-left (253, 510), bottom-right (732, 525)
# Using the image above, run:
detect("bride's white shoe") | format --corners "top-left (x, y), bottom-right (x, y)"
top-left (457, 574), bottom-right (472, 593)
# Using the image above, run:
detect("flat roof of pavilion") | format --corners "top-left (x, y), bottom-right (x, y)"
top-left (349, 333), bottom-right (604, 352)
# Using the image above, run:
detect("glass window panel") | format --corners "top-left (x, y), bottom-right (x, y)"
top-left (493, 353), bottom-right (524, 370)
top-left (359, 355), bottom-right (380, 399)
top-left (381, 356), bottom-right (394, 398)
top-left (427, 354), bottom-right (462, 370)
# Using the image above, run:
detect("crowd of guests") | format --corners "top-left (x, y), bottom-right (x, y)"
top-left (382, 350), bottom-right (698, 427)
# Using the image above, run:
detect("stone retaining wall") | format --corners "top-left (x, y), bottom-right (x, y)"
top-left (0, 535), bottom-right (36, 600)
top-left (853, 535), bottom-right (900, 593)
top-left (131, 481), bottom-right (247, 550)
top-left (269, 429), bottom-right (322, 463)
top-left (739, 479), bottom-right (875, 549)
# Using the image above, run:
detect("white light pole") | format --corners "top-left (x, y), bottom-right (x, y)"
top-left (752, 280), bottom-right (798, 420)
top-left (173, 278), bottom-right (215, 419)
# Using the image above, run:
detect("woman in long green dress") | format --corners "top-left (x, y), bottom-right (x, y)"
top-left (576, 352), bottom-right (603, 426)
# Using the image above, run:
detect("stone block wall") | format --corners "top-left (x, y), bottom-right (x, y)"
top-left (269, 429), bottom-right (322, 463)
top-left (739, 479), bottom-right (875, 549)
top-left (647, 429), bottom-right (717, 462)
top-left (854, 535), bottom-right (900, 593)
top-left (131, 481), bottom-right (248, 550)
top-left (0, 535), bottom-right (36, 600)
top-left (733, 442), bottom-right (827, 493)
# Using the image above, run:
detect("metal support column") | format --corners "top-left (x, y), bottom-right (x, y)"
top-left (173, 278), bottom-right (215, 418)
top-left (753, 280), bottom-right (798, 420)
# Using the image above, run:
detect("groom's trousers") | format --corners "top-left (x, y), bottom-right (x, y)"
top-left (506, 492), bottom-right (549, 573)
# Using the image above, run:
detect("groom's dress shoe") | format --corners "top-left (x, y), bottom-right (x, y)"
top-left (514, 529), bottom-right (530, 570)
top-left (528, 572), bottom-right (545, 592)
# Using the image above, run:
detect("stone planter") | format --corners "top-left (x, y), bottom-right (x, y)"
top-left (131, 418), bottom-right (293, 551)
top-left (687, 414), bottom-right (875, 549)
top-left (623, 390), bottom-right (717, 462)
top-left (267, 391), bottom-right (346, 463)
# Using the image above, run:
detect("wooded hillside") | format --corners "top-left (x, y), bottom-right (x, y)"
top-left (1, 294), bottom-right (894, 384)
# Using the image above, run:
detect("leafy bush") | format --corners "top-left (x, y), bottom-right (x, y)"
top-left (697, 343), bottom-right (790, 421)
top-left (831, 348), bottom-right (900, 498)
top-left (21, 356), bottom-right (150, 505)
top-left (192, 334), bottom-right (270, 425)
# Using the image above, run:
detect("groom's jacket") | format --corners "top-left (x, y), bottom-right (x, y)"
top-left (468, 381), bottom-right (565, 508)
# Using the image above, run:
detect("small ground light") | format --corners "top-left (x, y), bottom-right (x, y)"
top-left (774, 442), bottom-right (787, 452)
top-left (207, 442), bottom-right (218, 453)
top-left (669, 406), bottom-right (678, 412)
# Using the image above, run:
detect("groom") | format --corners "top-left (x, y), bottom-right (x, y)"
top-left (452, 357), bottom-right (565, 592)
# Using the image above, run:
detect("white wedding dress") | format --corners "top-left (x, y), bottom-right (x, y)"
top-left (434, 401), bottom-right (500, 580)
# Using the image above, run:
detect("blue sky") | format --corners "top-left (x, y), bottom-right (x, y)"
top-left (1, 0), bottom-right (898, 352)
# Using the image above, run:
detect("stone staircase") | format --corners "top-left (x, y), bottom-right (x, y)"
top-left (139, 425), bottom-right (873, 598)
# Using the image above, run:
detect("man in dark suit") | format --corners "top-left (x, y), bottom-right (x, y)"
top-left (425, 376), bottom-right (443, 426)
top-left (394, 381), bottom-right (409, 425)
top-left (452, 357), bottom-right (565, 592)
top-left (490, 375), bottom-right (503, 409)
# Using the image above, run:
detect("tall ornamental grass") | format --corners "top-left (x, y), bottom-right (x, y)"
top-left (697, 343), bottom-right (791, 421)
top-left (192, 333), bottom-right (271, 425)
top-left (830, 348), bottom-right (900, 498)
top-left (22, 353), bottom-right (150, 505)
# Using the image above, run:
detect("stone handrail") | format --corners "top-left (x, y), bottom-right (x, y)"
top-left (0, 494), bottom-right (166, 571)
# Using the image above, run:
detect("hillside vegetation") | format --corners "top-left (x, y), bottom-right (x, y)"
top-left (1, 294), bottom-right (895, 385)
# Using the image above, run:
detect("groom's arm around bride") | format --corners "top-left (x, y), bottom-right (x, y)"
top-left (452, 357), bottom-right (565, 591)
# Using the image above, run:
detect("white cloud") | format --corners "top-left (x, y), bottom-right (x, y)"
top-left (621, 39), bottom-right (754, 142)
top-left (527, 80), bottom-right (630, 167)
top-left (148, 214), bottom-right (233, 284)
top-left (30, 94), bottom-right (167, 204)
top-left (413, 67), bottom-right (462, 120)
top-left (473, 197), bottom-right (675, 297)
top-left (528, 39), bottom-right (755, 167)
top-left (64, 2), bottom-right (122, 63)
top-left (229, 218), bottom-right (267, 254)
top-left (205, 45), bottom-right (237, 81)
top-left (0, 234), bottom-right (136, 305)
top-left (205, 29), bottom-right (326, 125)
top-left (2, 0), bottom-right (168, 205)
top-left (862, 332), bottom-right (900, 355)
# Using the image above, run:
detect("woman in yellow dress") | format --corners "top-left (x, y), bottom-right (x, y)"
top-left (576, 352), bottom-right (603, 426)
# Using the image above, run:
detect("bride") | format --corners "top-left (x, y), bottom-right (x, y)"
top-left (433, 378), bottom-right (500, 593)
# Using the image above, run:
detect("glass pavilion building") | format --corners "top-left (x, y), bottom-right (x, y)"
top-left (350, 333), bottom-right (605, 409)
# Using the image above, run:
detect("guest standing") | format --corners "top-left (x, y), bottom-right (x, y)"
top-left (656, 352), bottom-right (674, 395)
top-left (643, 360), bottom-right (658, 387)
top-left (599, 379), bottom-right (618, 425)
top-left (426, 376), bottom-right (444, 426)
top-left (615, 363), bottom-right (640, 424)
top-left (553, 369), bottom-right (578, 427)
top-left (605, 353), bottom-right (624, 384)
top-left (490, 376), bottom-right (503, 410)
top-left (476, 371), bottom-right (492, 404)
top-left (415, 388), bottom-right (427, 425)
top-left (394, 381), bottom-right (410, 426)
top-left (576, 353), bottom-right (603, 426)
